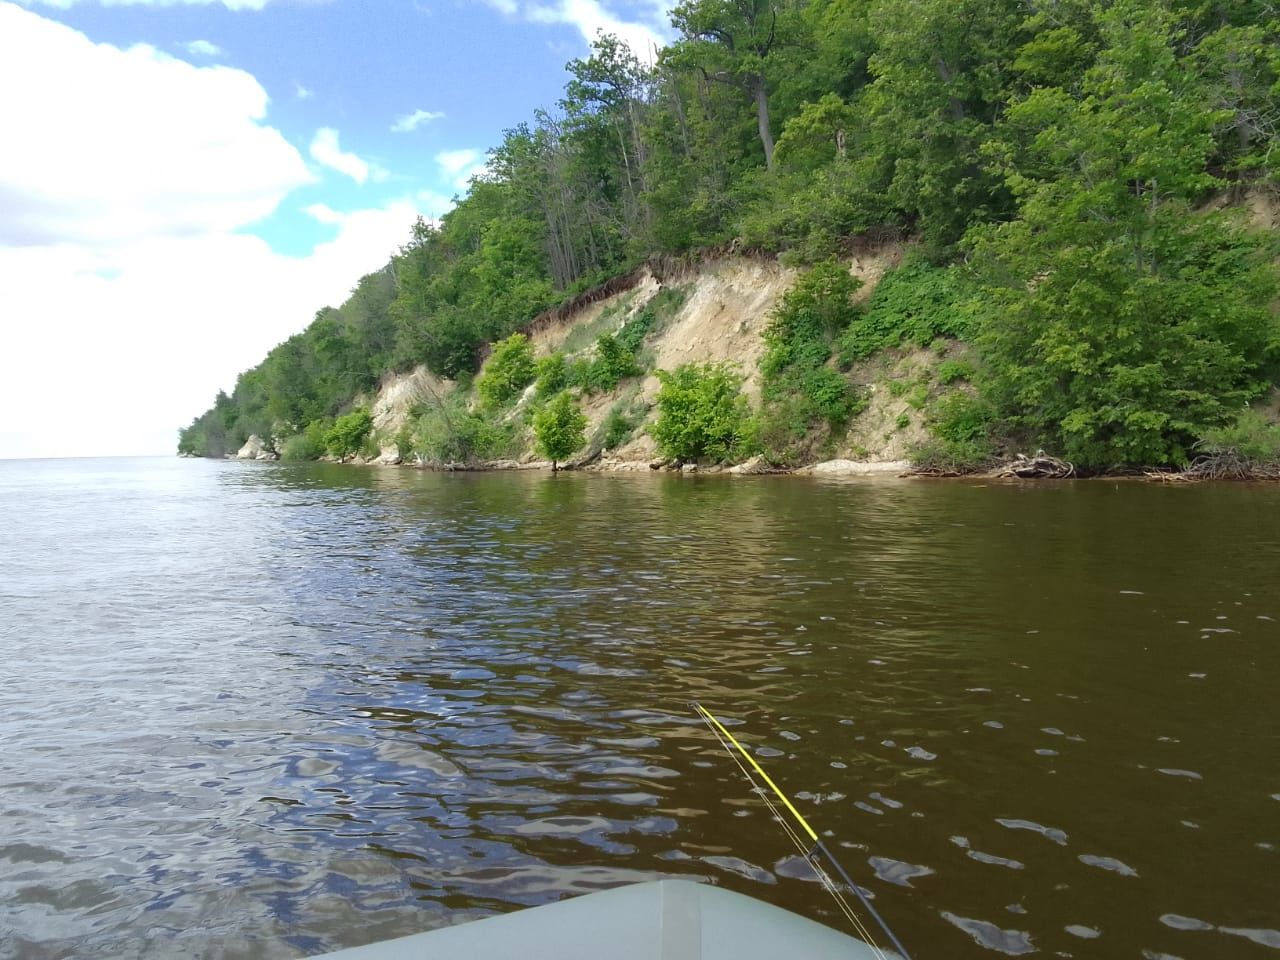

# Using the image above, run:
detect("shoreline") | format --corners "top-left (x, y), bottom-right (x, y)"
top-left (221, 451), bottom-right (1280, 482)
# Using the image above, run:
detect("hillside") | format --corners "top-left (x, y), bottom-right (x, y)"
top-left (180, 0), bottom-right (1280, 477)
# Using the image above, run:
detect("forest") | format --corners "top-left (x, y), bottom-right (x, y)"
top-left (178, 0), bottom-right (1280, 473)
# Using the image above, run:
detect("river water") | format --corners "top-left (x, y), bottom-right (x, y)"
top-left (1, 457), bottom-right (1277, 959)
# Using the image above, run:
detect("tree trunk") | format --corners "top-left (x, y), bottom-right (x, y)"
top-left (753, 78), bottom-right (775, 170)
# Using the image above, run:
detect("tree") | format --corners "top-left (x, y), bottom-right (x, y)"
top-left (668, 0), bottom-right (795, 170)
top-left (324, 410), bottom-right (373, 461)
top-left (858, 0), bottom-right (1026, 244)
top-left (971, 1), bottom-right (1278, 468)
top-left (534, 391), bottom-right (587, 470)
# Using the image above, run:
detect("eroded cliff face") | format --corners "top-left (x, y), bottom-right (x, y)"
top-left (360, 243), bottom-right (953, 474)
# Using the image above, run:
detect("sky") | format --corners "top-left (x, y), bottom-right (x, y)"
top-left (0, 0), bottom-right (672, 459)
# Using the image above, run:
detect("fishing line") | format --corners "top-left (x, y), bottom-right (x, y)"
top-left (700, 716), bottom-right (885, 957)
top-left (693, 701), bottom-right (913, 960)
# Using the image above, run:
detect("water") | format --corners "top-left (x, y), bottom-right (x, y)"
top-left (1, 457), bottom-right (1278, 959)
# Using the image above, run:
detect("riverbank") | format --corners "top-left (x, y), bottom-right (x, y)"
top-left (229, 442), bottom-right (1280, 482)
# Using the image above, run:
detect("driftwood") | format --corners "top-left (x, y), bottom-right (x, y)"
top-left (1147, 450), bottom-right (1280, 482)
top-left (993, 450), bottom-right (1075, 479)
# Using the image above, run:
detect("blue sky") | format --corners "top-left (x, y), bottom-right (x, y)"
top-left (0, 0), bottom-right (671, 457)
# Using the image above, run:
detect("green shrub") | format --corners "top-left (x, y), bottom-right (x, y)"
top-left (394, 425), bottom-right (415, 460)
top-left (324, 410), bottom-right (372, 459)
top-left (758, 261), bottom-right (865, 457)
top-left (413, 396), bottom-right (515, 463)
top-left (477, 333), bottom-right (536, 407)
top-left (895, 412), bottom-right (911, 431)
top-left (936, 358), bottom-right (975, 385)
top-left (763, 260), bottom-right (863, 378)
top-left (908, 437), bottom-right (995, 474)
top-left (602, 406), bottom-right (637, 450)
top-left (652, 363), bottom-right (752, 463)
top-left (750, 395), bottom-right (811, 466)
top-left (618, 286), bottom-right (687, 356)
top-left (566, 333), bottom-right (645, 395)
top-left (928, 391), bottom-right (996, 445)
top-left (281, 419), bottom-right (330, 460)
top-left (592, 333), bottom-right (643, 390)
top-left (533, 391), bottom-right (587, 467)
top-left (839, 258), bottom-right (977, 364)
top-left (534, 353), bottom-right (568, 399)
top-left (1197, 408), bottom-right (1280, 461)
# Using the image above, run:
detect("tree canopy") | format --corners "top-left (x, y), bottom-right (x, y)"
top-left (180, 0), bottom-right (1279, 471)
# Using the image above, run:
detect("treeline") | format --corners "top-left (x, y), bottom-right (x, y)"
top-left (180, 0), bottom-right (1280, 470)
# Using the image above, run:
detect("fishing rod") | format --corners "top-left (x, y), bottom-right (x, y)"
top-left (692, 701), bottom-right (913, 960)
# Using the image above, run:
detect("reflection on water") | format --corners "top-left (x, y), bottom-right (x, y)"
top-left (1, 458), bottom-right (1278, 959)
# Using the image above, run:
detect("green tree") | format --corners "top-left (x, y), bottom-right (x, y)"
top-left (668, 0), bottom-right (798, 170)
top-left (324, 410), bottom-right (373, 461)
top-left (477, 332), bottom-right (537, 407)
top-left (971, 1), bottom-right (1278, 468)
top-left (533, 391), bottom-right (587, 469)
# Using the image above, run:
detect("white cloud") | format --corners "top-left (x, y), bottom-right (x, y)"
top-left (482, 0), bottom-right (670, 56)
top-left (294, 81), bottom-right (313, 100)
top-left (308, 127), bottom-right (373, 184)
top-left (0, 5), bottom-right (428, 459)
top-left (22, 0), bottom-right (269, 8)
top-left (435, 147), bottom-right (488, 190)
top-left (390, 108), bottom-right (445, 133)
top-left (414, 189), bottom-right (456, 220)
top-left (0, 3), bottom-right (312, 247)
top-left (183, 38), bottom-right (223, 57)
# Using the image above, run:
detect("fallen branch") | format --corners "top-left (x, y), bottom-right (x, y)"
top-left (992, 450), bottom-right (1075, 479)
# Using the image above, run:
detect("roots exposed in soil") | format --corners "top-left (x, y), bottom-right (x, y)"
top-left (992, 450), bottom-right (1075, 479)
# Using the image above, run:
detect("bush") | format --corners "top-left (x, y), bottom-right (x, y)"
top-left (936, 358), bottom-right (975, 384)
top-left (324, 410), bottom-right (372, 459)
top-left (592, 333), bottom-right (643, 390)
top-left (651, 363), bottom-right (753, 463)
top-left (1197, 408), bottom-right (1280, 462)
top-left (533, 391), bottom-right (587, 467)
top-left (412, 396), bottom-right (515, 464)
top-left (756, 261), bottom-right (865, 462)
top-left (763, 260), bottom-right (863, 379)
top-left (477, 333), bottom-right (536, 407)
top-left (281, 419), bottom-right (330, 460)
top-left (908, 437), bottom-right (995, 474)
top-left (534, 353), bottom-right (568, 399)
top-left (602, 406), bottom-right (638, 450)
top-left (618, 286), bottom-right (687, 355)
top-left (928, 391), bottom-right (996, 445)
top-left (838, 258), bottom-right (977, 364)
top-left (564, 334), bottom-right (643, 395)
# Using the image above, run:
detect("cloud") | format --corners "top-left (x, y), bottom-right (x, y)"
top-left (1, 204), bottom-right (428, 457)
top-left (183, 38), bottom-right (223, 57)
top-left (294, 81), bottom-right (312, 99)
top-left (22, 0), bottom-right (269, 8)
top-left (390, 108), bottom-right (445, 133)
top-left (0, 3), bottom-right (312, 248)
top-left (435, 148), bottom-right (488, 190)
top-left (308, 127), bottom-right (379, 184)
top-left (414, 189), bottom-right (456, 220)
top-left (482, 0), bottom-right (670, 55)
top-left (0, 5), bottom-right (428, 459)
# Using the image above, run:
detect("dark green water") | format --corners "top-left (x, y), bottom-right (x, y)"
top-left (1, 458), bottom-right (1277, 958)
